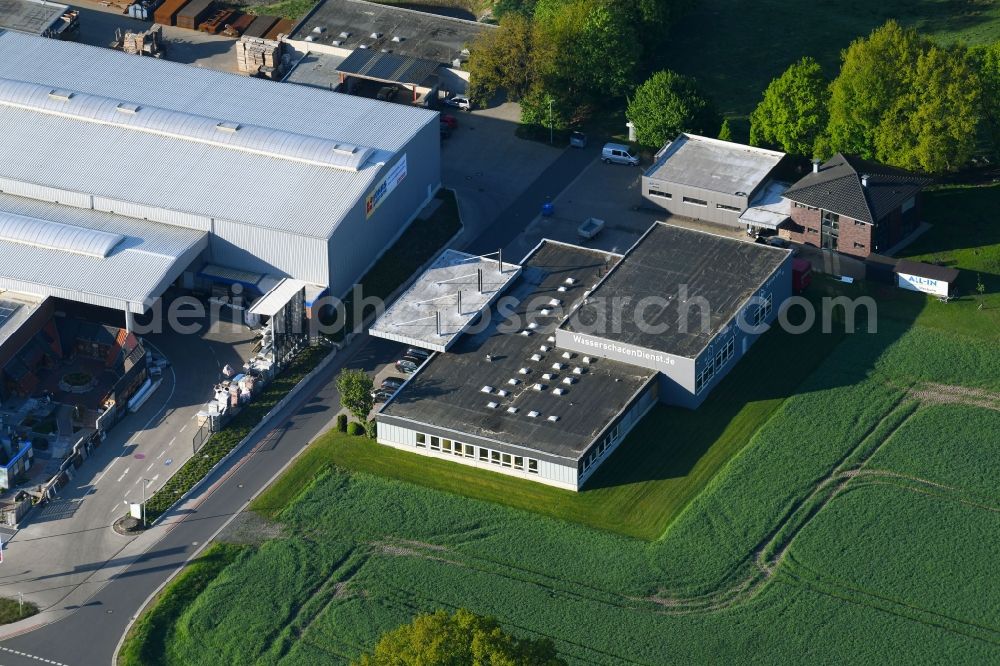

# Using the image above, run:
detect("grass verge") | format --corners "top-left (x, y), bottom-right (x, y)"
top-left (118, 543), bottom-right (246, 666)
top-left (0, 597), bottom-right (38, 624)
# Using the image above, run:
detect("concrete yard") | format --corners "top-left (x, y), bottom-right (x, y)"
top-left (73, 2), bottom-right (240, 73)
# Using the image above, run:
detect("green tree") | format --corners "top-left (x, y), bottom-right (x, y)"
top-left (717, 118), bottom-right (733, 141)
top-left (972, 41), bottom-right (1000, 157)
top-left (749, 56), bottom-right (830, 156)
top-left (468, 14), bottom-right (534, 106)
top-left (578, 1), bottom-right (640, 99)
top-left (873, 44), bottom-right (981, 173)
top-left (826, 21), bottom-right (925, 159)
top-left (626, 69), bottom-right (718, 147)
top-left (355, 609), bottom-right (566, 666)
top-left (335, 369), bottom-right (373, 424)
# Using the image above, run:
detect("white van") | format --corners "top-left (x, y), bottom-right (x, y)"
top-left (601, 143), bottom-right (639, 166)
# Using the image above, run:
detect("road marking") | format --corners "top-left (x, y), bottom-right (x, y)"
top-left (167, 436), bottom-right (176, 448)
top-left (0, 645), bottom-right (69, 666)
top-left (179, 422), bottom-right (188, 433)
top-left (156, 450), bottom-right (165, 460)
top-left (92, 458), bottom-right (118, 485)
top-left (150, 474), bottom-right (160, 482)
top-left (116, 467), bottom-right (131, 484)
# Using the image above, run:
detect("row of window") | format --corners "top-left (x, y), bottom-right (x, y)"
top-left (695, 335), bottom-right (735, 394)
top-left (747, 292), bottom-right (773, 328)
top-left (580, 422), bottom-right (622, 474)
top-left (415, 433), bottom-right (539, 473)
top-left (649, 190), bottom-right (742, 213)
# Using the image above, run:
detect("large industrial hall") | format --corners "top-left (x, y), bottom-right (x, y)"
top-left (0, 30), bottom-right (441, 326)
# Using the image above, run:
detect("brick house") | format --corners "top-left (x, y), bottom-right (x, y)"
top-left (782, 154), bottom-right (931, 258)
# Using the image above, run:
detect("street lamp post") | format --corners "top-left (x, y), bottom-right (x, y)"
top-left (141, 478), bottom-right (151, 527)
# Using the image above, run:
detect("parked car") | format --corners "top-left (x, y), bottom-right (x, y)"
top-left (400, 354), bottom-right (424, 366)
top-left (371, 389), bottom-right (394, 403)
top-left (405, 347), bottom-right (430, 360)
top-left (376, 86), bottom-right (398, 102)
top-left (395, 359), bottom-right (419, 374)
top-left (569, 131), bottom-right (587, 148)
top-left (381, 376), bottom-right (405, 390)
top-left (444, 95), bottom-right (471, 111)
top-left (766, 236), bottom-right (790, 248)
top-left (440, 114), bottom-right (458, 129)
top-left (577, 217), bottom-right (605, 240)
top-left (601, 142), bottom-right (640, 166)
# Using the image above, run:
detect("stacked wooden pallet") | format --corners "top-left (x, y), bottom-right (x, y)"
top-left (120, 24), bottom-right (165, 57)
top-left (236, 36), bottom-right (281, 76)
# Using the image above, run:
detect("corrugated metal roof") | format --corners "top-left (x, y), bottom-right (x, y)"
top-left (336, 49), bottom-right (439, 85)
top-left (248, 278), bottom-right (309, 317)
top-left (0, 79), bottom-right (373, 172)
top-left (0, 211), bottom-right (124, 257)
top-left (0, 32), bottom-right (438, 239)
top-left (0, 192), bottom-right (207, 311)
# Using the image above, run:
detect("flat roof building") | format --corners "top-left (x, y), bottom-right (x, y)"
top-left (377, 241), bottom-right (658, 490)
top-left (375, 224), bottom-right (792, 490)
top-left (0, 32), bottom-right (440, 324)
top-left (0, 0), bottom-right (78, 38)
top-left (557, 223), bottom-right (791, 407)
top-left (642, 134), bottom-right (785, 228)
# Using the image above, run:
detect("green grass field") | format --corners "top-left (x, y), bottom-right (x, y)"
top-left (661, 0), bottom-right (1000, 130)
top-left (127, 183), bottom-right (1000, 664)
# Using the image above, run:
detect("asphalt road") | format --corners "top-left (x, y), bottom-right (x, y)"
top-left (0, 136), bottom-right (595, 666)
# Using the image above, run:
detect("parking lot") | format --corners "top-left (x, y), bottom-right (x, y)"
top-left (74, 2), bottom-right (240, 73)
top-left (441, 102), bottom-right (564, 244)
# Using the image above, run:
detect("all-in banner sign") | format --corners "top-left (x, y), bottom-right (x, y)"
top-left (366, 154), bottom-right (408, 219)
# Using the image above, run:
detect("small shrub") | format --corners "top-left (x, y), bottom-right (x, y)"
top-left (347, 421), bottom-right (364, 436)
top-left (365, 419), bottom-right (378, 439)
top-left (336, 413), bottom-right (348, 432)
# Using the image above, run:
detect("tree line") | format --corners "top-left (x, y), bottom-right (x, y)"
top-left (467, 0), bottom-right (693, 133)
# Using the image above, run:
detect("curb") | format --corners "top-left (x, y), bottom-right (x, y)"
top-left (147, 343), bottom-right (343, 527)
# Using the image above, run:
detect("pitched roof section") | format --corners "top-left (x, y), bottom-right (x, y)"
top-left (783, 153), bottom-right (931, 224)
top-left (336, 49), bottom-right (439, 85)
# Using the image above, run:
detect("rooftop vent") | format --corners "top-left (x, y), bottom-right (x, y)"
top-left (540, 308), bottom-right (551, 316)
top-left (564, 278), bottom-right (576, 285)
top-left (520, 330), bottom-right (532, 336)
top-left (572, 367), bottom-right (584, 375)
top-left (562, 377), bottom-right (575, 385)
top-left (391, 35), bottom-right (404, 42)
top-left (312, 25), bottom-right (325, 33)
top-left (370, 31), bottom-right (382, 39)
top-left (532, 383), bottom-right (546, 391)
top-left (561, 351), bottom-right (573, 359)
top-left (507, 406), bottom-right (518, 414)
top-left (530, 354), bottom-right (542, 362)
top-left (551, 362), bottom-right (563, 370)
top-left (527, 322), bottom-right (539, 330)
top-left (487, 401), bottom-right (498, 409)
top-left (552, 388), bottom-right (565, 396)
top-left (116, 102), bottom-right (140, 115)
top-left (547, 336), bottom-right (555, 343)
top-left (508, 378), bottom-right (519, 386)
top-left (331, 40), bottom-right (342, 46)
top-left (549, 298), bottom-right (562, 307)
top-left (48, 89), bottom-right (74, 101)
top-left (215, 121), bottom-right (241, 133)
top-left (528, 410), bottom-right (540, 418)
top-left (339, 30), bottom-right (351, 38)
top-left (358, 44), bottom-right (368, 49)
top-left (497, 389), bottom-right (509, 397)
top-left (547, 415), bottom-right (560, 422)
top-left (304, 35), bottom-right (315, 42)
top-left (481, 385), bottom-right (494, 393)
top-left (539, 345), bottom-right (549, 352)
top-left (518, 367), bottom-right (530, 375)
top-left (557, 286), bottom-right (567, 293)
top-left (542, 373), bottom-right (554, 381)
top-left (583, 356), bottom-right (593, 364)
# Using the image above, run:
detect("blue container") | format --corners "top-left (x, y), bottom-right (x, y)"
top-left (541, 202), bottom-right (554, 217)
